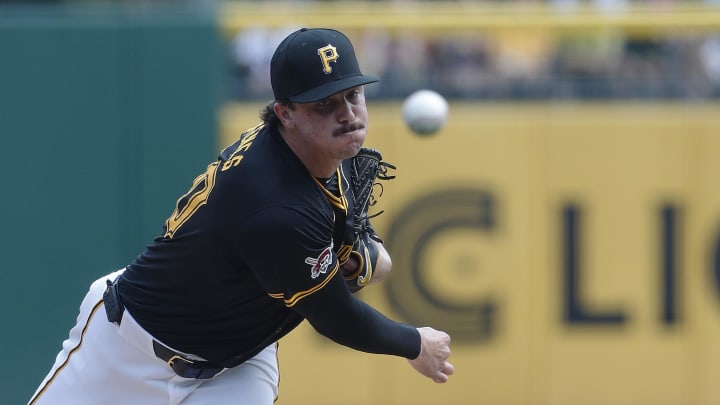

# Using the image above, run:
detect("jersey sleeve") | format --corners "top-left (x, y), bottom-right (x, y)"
top-left (237, 204), bottom-right (339, 307)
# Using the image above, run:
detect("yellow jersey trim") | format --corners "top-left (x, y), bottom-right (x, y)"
top-left (267, 264), bottom-right (339, 307)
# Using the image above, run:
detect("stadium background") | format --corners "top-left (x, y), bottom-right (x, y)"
top-left (3, 1), bottom-right (720, 404)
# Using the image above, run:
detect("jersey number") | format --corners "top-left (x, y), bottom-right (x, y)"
top-left (164, 162), bottom-right (219, 238)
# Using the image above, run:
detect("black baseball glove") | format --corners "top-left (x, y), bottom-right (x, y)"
top-left (343, 147), bottom-right (396, 292)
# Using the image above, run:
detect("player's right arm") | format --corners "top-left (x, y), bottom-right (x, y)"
top-left (293, 268), bottom-right (454, 383)
top-left (239, 205), bottom-right (453, 383)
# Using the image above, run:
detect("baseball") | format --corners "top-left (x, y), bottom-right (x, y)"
top-left (402, 89), bottom-right (449, 136)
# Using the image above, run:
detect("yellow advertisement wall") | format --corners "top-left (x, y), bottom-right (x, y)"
top-left (221, 102), bottom-right (720, 405)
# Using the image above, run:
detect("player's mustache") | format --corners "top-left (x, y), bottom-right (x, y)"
top-left (333, 122), bottom-right (364, 136)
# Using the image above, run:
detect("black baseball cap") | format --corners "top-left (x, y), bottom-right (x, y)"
top-left (270, 28), bottom-right (379, 103)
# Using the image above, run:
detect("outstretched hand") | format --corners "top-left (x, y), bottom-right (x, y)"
top-left (408, 327), bottom-right (455, 383)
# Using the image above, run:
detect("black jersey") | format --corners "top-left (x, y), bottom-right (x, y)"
top-left (119, 123), bottom-right (419, 367)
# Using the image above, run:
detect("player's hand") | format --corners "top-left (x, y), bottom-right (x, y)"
top-left (407, 327), bottom-right (454, 383)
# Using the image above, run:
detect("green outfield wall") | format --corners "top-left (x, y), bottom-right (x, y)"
top-left (0, 6), bottom-right (220, 404)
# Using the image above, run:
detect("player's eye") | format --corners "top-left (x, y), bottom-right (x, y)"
top-left (313, 99), bottom-right (335, 114)
top-left (347, 89), bottom-right (361, 102)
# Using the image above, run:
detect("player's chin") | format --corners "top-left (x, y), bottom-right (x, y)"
top-left (343, 143), bottom-right (363, 159)
top-left (337, 141), bottom-right (363, 160)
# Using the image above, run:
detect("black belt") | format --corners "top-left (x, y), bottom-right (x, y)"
top-left (151, 340), bottom-right (224, 379)
top-left (103, 277), bottom-right (224, 380)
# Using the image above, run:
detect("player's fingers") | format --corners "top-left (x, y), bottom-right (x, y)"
top-left (430, 361), bottom-right (454, 383)
top-left (432, 372), bottom-right (449, 384)
top-left (432, 375), bottom-right (447, 383)
top-left (442, 361), bottom-right (455, 376)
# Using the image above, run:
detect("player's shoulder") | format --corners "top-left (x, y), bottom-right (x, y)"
top-left (214, 124), bottom-right (329, 211)
top-left (218, 122), bottom-right (267, 163)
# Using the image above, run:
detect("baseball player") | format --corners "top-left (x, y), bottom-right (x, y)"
top-left (29, 27), bottom-right (454, 405)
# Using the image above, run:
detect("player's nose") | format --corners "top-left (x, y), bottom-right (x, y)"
top-left (335, 99), bottom-right (357, 123)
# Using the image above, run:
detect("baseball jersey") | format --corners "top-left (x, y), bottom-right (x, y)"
top-left (119, 123), bottom-right (419, 367)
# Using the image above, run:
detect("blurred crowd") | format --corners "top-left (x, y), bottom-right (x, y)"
top-left (5, 0), bottom-right (720, 100)
top-left (225, 0), bottom-right (720, 101)
top-left (227, 27), bottom-right (720, 101)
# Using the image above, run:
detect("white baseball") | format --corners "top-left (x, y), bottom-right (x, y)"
top-left (402, 89), bottom-right (449, 136)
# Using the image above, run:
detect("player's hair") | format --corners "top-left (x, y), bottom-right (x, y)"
top-left (260, 99), bottom-right (295, 128)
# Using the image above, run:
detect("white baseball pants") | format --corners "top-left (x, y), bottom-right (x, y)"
top-left (28, 269), bottom-right (280, 405)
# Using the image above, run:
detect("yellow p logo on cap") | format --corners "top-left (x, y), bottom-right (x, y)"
top-left (317, 44), bottom-right (339, 74)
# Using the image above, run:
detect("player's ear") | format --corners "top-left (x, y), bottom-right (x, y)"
top-left (273, 101), bottom-right (294, 128)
